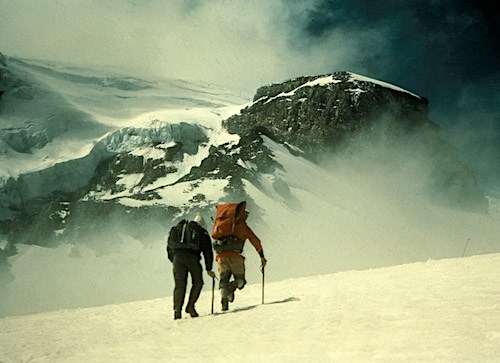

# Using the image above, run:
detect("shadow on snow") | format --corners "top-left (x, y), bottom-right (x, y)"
top-left (212, 296), bottom-right (300, 315)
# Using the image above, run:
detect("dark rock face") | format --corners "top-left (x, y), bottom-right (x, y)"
top-left (226, 72), bottom-right (431, 155)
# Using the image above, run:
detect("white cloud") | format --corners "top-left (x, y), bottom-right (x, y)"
top-left (0, 0), bottom-right (377, 94)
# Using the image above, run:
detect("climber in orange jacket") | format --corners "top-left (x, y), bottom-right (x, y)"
top-left (211, 201), bottom-right (267, 311)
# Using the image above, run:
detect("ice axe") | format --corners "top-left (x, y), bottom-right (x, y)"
top-left (211, 276), bottom-right (215, 314)
top-left (261, 265), bottom-right (265, 304)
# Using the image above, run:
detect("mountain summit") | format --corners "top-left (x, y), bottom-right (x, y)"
top-left (226, 71), bottom-right (428, 155)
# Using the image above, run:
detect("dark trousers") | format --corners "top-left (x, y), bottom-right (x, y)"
top-left (172, 254), bottom-right (204, 312)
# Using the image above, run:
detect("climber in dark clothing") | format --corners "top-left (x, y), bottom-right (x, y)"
top-left (167, 213), bottom-right (215, 320)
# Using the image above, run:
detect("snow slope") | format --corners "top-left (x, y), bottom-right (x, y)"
top-left (0, 57), bottom-right (248, 178)
top-left (0, 253), bottom-right (498, 362)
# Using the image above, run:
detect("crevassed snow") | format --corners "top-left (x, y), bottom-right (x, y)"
top-left (99, 107), bottom-right (240, 158)
top-left (0, 253), bottom-right (498, 361)
top-left (84, 106), bottom-right (242, 200)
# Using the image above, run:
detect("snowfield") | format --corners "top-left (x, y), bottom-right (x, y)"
top-left (0, 253), bottom-right (499, 362)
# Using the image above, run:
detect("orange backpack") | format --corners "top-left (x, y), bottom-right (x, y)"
top-left (211, 202), bottom-right (246, 240)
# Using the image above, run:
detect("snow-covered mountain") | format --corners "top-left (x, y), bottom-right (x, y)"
top-left (0, 53), bottom-right (498, 317)
top-left (1, 253), bottom-right (499, 361)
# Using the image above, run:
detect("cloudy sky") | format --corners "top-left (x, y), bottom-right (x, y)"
top-left (0, 0), bottom-right (498, 191)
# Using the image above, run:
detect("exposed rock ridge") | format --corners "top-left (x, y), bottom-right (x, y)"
top-left (226, 71), bottom-right (430, 155)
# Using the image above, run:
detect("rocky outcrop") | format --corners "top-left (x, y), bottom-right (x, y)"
top-left (225, 72), bottom-right (431, 155)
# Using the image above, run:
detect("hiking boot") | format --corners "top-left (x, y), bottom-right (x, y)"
top-left (185, 306), bottom-right (199, 318)
top-left (174, 311), bottom-right (182, 320)
top-left (221, 298), bottom-right (229, 311)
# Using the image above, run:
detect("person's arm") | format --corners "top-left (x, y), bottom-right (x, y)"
top-left (200, 229), bottom-right (214, 272)
top-left (166, 245), bottom-right (173, 262)
top-left (244, 224), bottom-right (266, 261)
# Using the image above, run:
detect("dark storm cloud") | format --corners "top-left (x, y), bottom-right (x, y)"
top-left (294, 0), bottom-right (498, 108)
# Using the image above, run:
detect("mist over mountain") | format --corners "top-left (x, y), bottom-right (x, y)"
top-left (0, 53), bottom-right (498, 316)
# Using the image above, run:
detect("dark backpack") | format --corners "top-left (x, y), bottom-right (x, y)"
top-left (167, 220), bottom-right (201, 251)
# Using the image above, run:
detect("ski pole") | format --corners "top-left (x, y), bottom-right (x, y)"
top-left (462, 238), bottom-right (471, 257)
top-left (261, 264), bottom-right (265, 305)
top-left (211, 276), bottom-right (215, 314)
